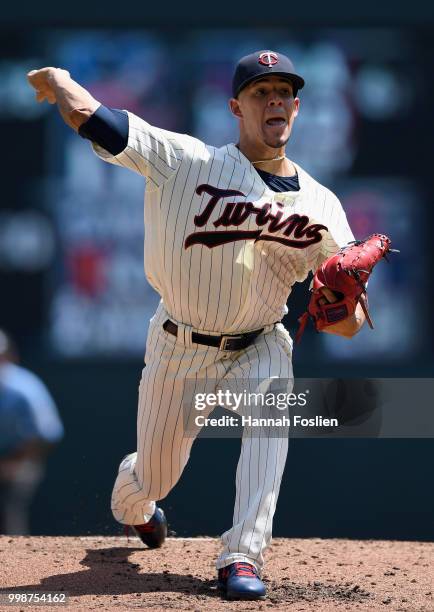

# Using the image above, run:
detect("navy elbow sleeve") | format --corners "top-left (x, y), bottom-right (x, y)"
top-left (79, 105), bottom-right (129, 155)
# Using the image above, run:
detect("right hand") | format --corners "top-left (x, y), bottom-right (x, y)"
top-left (27, 67), bottom-right (70, 104)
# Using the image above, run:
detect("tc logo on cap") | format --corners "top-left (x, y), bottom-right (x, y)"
top-left (258, 52), bottom-right (278, 67)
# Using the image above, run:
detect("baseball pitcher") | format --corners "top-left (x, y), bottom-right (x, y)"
top-left (28, 50), bottom-right (390, 600)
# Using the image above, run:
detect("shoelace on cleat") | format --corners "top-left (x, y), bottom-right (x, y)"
top-left (133, 520), bottom-right (156, 533)
top-left (233, 562), bottom-right (257, 577)
top-left (124, 520), bottom-right (156, 542)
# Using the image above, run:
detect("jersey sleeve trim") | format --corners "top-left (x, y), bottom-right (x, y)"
top-left (311, 190), bottom-right (355, 274)
top-left (91, 111), bottom-right (185, 191)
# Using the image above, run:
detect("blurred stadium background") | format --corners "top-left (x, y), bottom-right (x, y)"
top-left (0, 7), bottom-right (433, 538)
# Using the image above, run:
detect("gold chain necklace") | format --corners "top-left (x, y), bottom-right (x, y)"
top-left (234, 145), bottom-right (286, 166)
top-left (251, 155), bottom-right (286, 165)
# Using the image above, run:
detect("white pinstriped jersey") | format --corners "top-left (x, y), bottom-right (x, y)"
top-left (92, 111), bottom-right (354, 333)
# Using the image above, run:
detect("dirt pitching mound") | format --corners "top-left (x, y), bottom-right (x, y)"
top-left (0, 536), bottom-right (432, 611)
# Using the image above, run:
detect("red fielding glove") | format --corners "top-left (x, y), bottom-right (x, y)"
top-left (296, 234), bottom-right (398, 343)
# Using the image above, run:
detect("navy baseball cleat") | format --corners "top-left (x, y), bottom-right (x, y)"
top-left (131, 507), bottom-right (167, 548)
top-left (217, 562), bottom-right (266, 600)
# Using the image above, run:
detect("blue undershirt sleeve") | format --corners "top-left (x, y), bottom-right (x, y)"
top-left (78, 105), bottom-right (129, 155)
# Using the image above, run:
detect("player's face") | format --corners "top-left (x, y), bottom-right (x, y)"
top-left (231, 76), bottom-right (299, 149)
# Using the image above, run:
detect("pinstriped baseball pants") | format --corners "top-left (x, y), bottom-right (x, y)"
top-left (111, 303), bottom-right (293, 572)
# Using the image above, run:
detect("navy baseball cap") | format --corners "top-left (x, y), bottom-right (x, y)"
top-left (232, 50), bottom-right (305, 98)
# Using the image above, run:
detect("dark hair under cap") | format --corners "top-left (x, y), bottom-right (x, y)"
top-left (232, 50), bottom-right (305, 98)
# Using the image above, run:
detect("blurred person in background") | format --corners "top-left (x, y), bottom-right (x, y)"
top-left (0, 329), bottom-right (64, 534)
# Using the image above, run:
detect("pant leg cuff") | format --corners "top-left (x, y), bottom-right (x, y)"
top-left (111, 500), bottom-right (156, 525)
